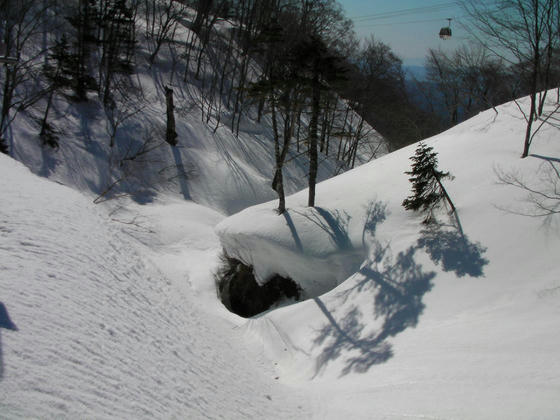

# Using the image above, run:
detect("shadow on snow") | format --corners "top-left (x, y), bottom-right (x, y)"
top-left (0, 302), bottom-right (18, 380)
top-left (311, 201), bottom-right (488, 377)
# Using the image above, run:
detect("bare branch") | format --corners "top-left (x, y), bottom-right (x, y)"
top-left (495, 162), bottom-right (560, 218)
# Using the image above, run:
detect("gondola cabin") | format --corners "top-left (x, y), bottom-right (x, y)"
top-left (439, 18), bottom-right (452, 40)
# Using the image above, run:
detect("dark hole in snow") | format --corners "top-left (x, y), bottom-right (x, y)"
top-left (216, 254), bottom-right (301, 318)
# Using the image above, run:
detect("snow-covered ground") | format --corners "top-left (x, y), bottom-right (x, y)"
top-left (1, 10), bottom-right (387, 418)
top-left (0, 153), bottom-right (312, 419)
top-left (2, 91), bottom-right (560, 419)
top-left (217, 95), bottom-right (560, 419)
top-left (1, 7), bottom-right (560, 414)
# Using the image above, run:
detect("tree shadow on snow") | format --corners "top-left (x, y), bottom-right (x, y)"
top-left (0, 302), bottom-right (18, 380)
top-left (38, 146), bottom-right (58, 178)
top-left (311, 201), bottom-right (488, 377)
top-left (312, 242), bottom-right (435, 377)
top-left (282, 211), bottom-right (304, 253)
top-left (171, 146), bottom-right (191, 201)
top-left (418, 220), bottom-right (488, 278)
top-left (291, 207), bottom-right (353, 251)
top-left (529, 153), bottom-right (560, 164)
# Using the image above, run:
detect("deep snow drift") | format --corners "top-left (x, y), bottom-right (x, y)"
top-left (217, 94), bottom-right (560, 418)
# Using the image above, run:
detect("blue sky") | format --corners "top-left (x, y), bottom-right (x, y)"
top-left (337, 0), bottom-right (469, 66)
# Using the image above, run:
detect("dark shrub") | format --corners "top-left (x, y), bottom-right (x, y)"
top-left (216, 254), bottom-right (301, 318)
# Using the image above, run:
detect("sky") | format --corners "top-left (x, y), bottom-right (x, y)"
top-left (338, 0), bottom-right (471, 67)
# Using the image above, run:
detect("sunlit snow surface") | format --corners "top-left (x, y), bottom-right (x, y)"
top-left (2, 86), bottom-right (560, 418)
top-left (218, 95), bottom-right (560, 419)
top-left (0, 156), bottom-right (310, 418)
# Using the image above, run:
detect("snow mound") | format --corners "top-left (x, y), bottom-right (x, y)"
top-left (216, 94), bottom-right (560, 418)
top-left (217, 205), bottom-right (367, 297)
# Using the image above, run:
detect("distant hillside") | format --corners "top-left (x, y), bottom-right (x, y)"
top-left (404, 65), bottom-right (427, 81)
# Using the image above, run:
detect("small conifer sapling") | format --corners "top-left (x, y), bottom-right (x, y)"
top-left (402, 142), bottom-right (455, 223)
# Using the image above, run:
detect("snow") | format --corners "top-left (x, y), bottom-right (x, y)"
top-left (3, 91), bottom-right (560, 419)
top-left (217, 95), bottom-right (560, 418)
top-left (1, 6), bottom-right (559, 418)
top-left (3, 89), bottom-right (560, 418)
top-left (8, 11), bottom-right (385, 217)
top-left (0, 154), bottom-right (312, 419)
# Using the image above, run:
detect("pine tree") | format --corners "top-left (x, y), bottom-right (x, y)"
top-left (402, 142), bottom-right (455, 223)
top-left (66, 0), bottom-right (99, 101)
top-left (40, 34), bottom-right (75, 148)
top-left (99, 0), bottom-right (136, 106)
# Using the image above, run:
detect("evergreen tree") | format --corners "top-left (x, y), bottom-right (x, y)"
top-left (66, 0), bottom-right (99, 101)
top-left (99, 0), bottom-right (136, 106)
top-left (402, 142), bottom-right (455, 223)
top-left (40, 34), bottom-right (75, 148)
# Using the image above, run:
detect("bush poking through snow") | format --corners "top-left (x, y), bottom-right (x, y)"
top-left (215, 253), bottom-right (301, 318)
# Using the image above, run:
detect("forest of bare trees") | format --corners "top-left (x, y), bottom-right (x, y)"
top-left (1, 0), bottom-right (559, 208)
top-left (420, 0), bottom-right (560, 158)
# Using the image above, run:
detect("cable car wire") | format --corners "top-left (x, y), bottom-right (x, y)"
top-left (354, 15), bottom-right (469, 28)
top-left (350, 2), bottom-right (460, 22)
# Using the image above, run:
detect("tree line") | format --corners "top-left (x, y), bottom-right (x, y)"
top-left (0, 0), bottom-right (440, 213)
top-left (3, 1), bottom-right (556, 212)
top-left (419, 0), bottom-right (560, 159)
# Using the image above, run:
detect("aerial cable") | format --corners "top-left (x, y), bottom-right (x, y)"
top-left (351, 2), bottom-right (457, 20)
top-left (353, 16), bottom-right (465, 28)
top-left (351, 2), bottom-right (459, 22)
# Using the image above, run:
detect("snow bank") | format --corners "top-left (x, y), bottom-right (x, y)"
top-left (0, 154), bottom-right (311, 419)
top-left (217, 93), bottom-right (560, 418)
top-left (217, 206), bottom-right (368, 297)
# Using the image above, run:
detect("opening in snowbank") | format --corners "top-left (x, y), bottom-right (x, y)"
top-left (216, 206), bottom-right (369, 301)
top-left (216, 254), bottom-right (301, 317)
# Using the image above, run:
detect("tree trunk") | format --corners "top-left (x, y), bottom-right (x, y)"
top-left (522, 55), bottom-right (540, 158)
top-left (270, 97), bottom-right (285, 214)
top-left (308, 71), bottom-right (320, 207)
top-left (165, 86), bottom-right (178, 146)
top-left (433, 169), bottom-right (456, 214)
top-left (40, 86), bottom-right (56, 140)
top-left (0, 65), bottom-right (15, 137)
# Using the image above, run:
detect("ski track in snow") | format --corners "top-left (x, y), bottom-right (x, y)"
top-left (0, 158), bottom-right (310, 419)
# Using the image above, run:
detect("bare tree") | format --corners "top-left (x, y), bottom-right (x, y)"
top-left (146, 0), bottom-right (186, 65)
top-left (426, 48), bottom-right (461, 125)
top-left (463, 0), bottom-right (559, 158)
top-left (425, 45), bottom-right (512, 124)
top-left (0, 0), bottom-right (52, 152)
top-left (105, 98), bottom-right (145, 148)
top-left (495, 159), bottom-right (560, 219)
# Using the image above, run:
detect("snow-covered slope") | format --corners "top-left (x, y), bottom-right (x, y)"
top-left (3, 37), bottom-right (560, 416)
top-left (217, 94), bottom-right (560, 418)
top-left (8, 12), bottom-right (385, 216)
top-left (0, 154), bottom-right (311, 419)
top-left (1, 7), bottom-right (392, 418)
